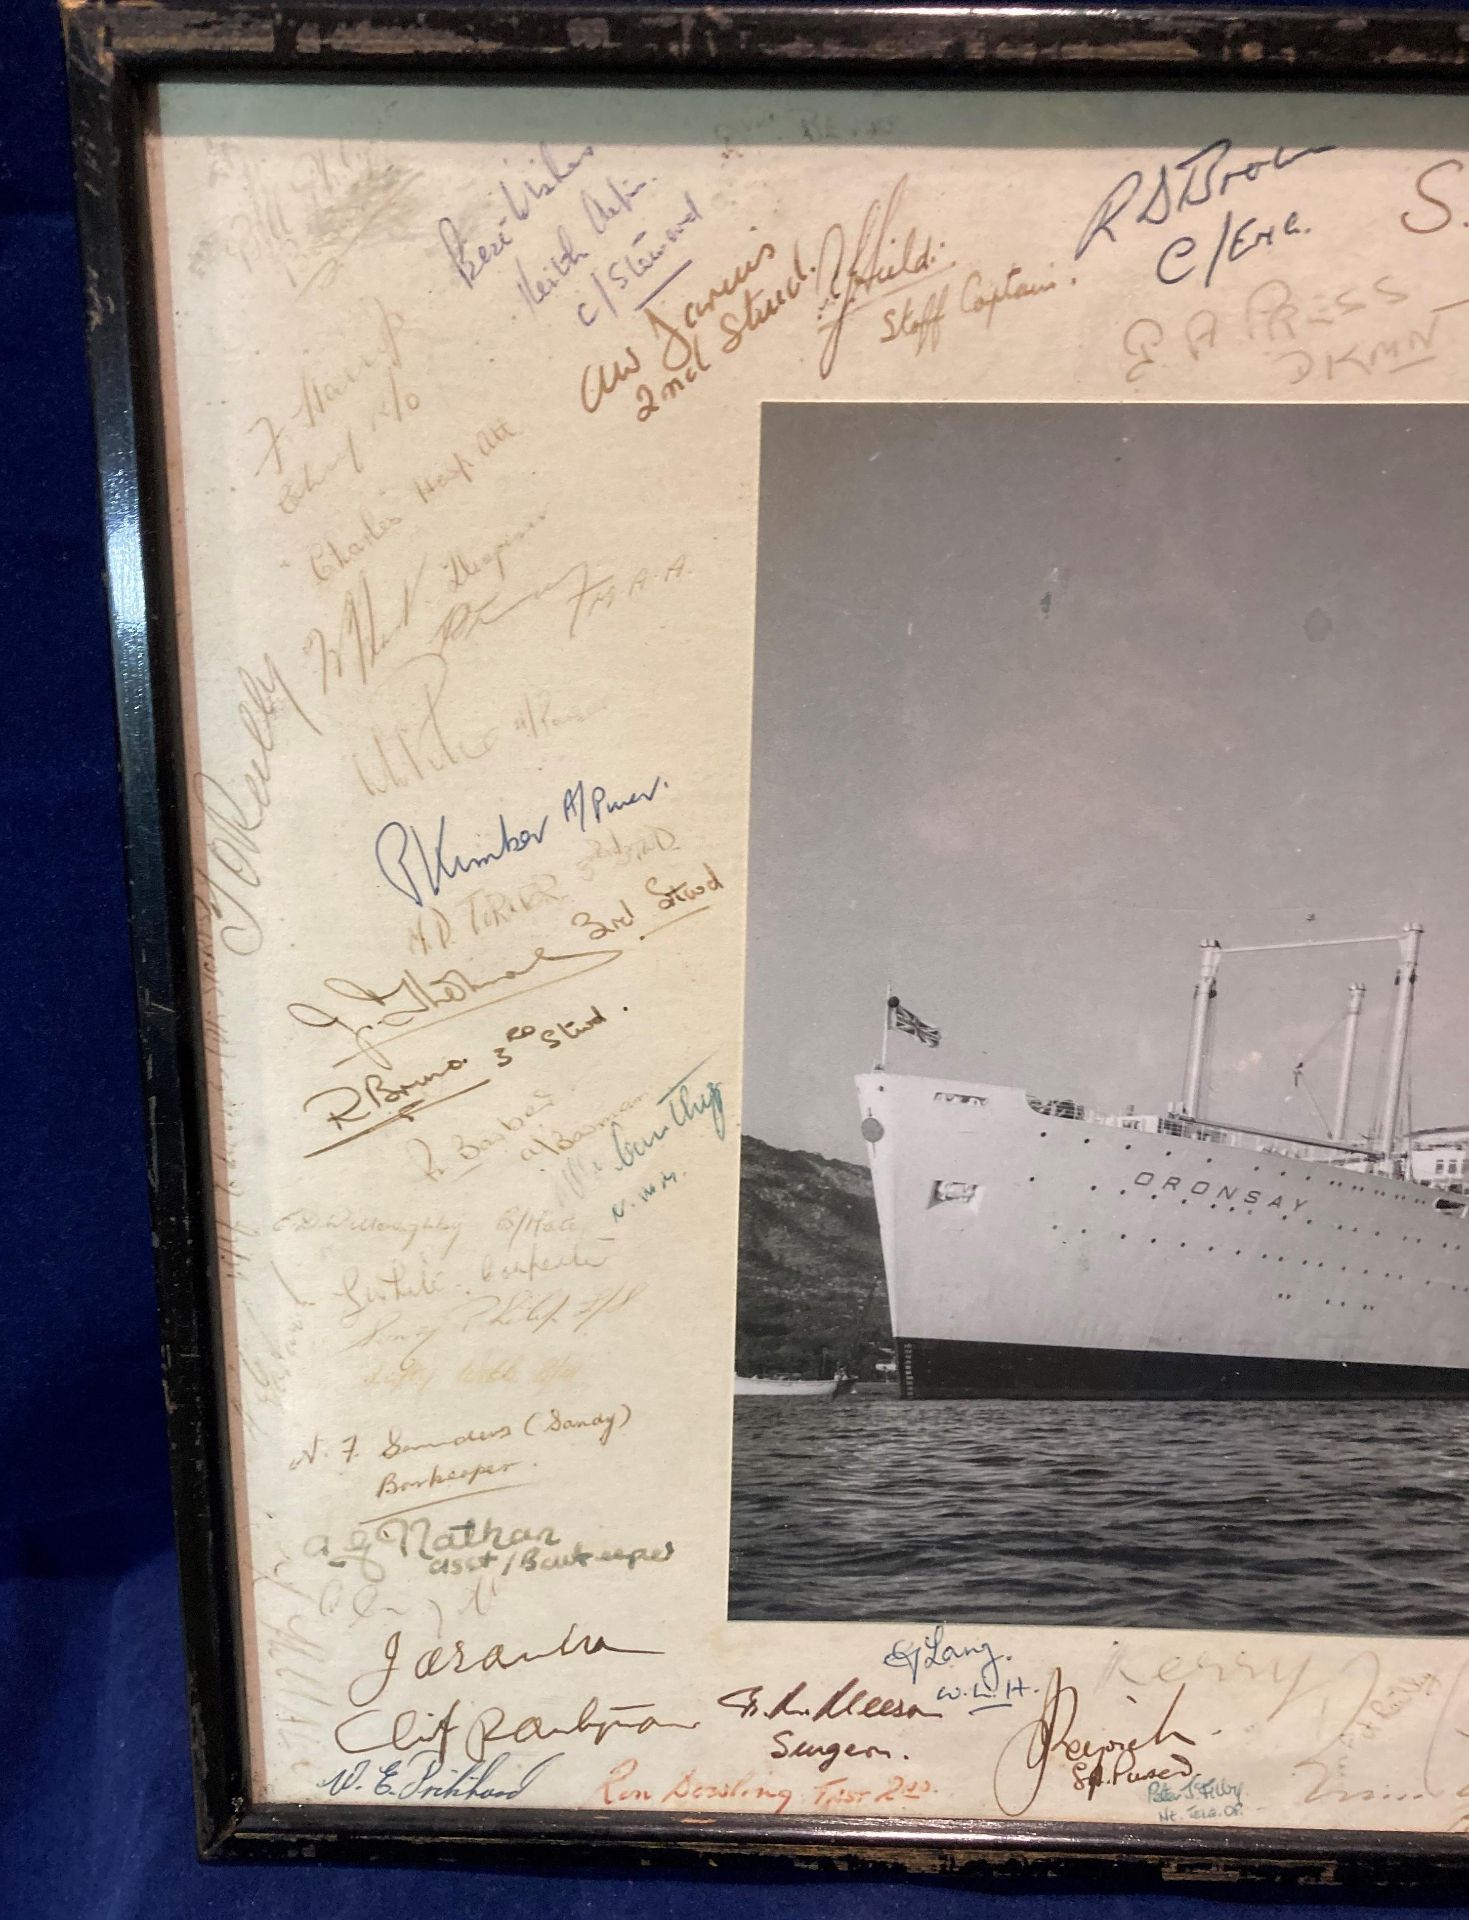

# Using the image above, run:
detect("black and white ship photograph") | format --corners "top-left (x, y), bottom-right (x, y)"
top-left (729, 401), bottom-right (1469, 1633)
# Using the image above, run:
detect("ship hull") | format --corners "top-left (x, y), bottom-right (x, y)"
top-left (857, 1069), bottom-right (1469, 1399)
top-left (898, 1336), bottom-right (1469, 1400)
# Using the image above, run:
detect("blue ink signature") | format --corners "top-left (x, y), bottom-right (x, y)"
top-left (376, 812), bottom-right (551, 907)
top-left (374, 773), bottom-right (665, 906)
top-left (318, 1749), bottom-right (562, 1803)
top-left (563, 774), bottom-right (664, 833)
top-left (1149, 1776), bottom-right (1243, 1807)
top-left (1075, 138), bottom-right (1334, 265)
top-left (883, 1625), bottom-right (1029, 1712)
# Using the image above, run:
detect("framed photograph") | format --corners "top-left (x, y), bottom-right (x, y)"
top-left (63, 0), bottom-right (1469, 1886)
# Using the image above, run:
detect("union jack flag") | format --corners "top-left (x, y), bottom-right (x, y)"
top-left (887, 997), bottom-right (940, 1047)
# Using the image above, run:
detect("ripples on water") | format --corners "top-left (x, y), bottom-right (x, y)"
top-left (729, 1397), bottom-right (1469, 1634)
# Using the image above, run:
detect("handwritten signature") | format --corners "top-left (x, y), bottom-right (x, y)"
top-left (287, 942), bottom-right (623, 1070)
top-left (993, 1668), bottom-right (1197, 1814)
top-left (814, 174), bottom-right (948, 379)
top-left (1076, 138), bottom-right (1334, 273)
top-left (374, 776), bottom-right (663, 906)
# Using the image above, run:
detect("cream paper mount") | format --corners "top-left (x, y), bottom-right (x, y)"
top-left (62, 0), bottom-right (1469, 1888)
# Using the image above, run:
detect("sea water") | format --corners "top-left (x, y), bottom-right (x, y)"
top-left (729, 1396), bottom-right (1469, 1634)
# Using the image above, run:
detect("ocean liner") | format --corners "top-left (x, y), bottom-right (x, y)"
top-left (857, 926), bottom-right (1469, 1398)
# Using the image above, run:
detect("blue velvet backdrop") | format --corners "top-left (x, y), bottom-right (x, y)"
top-left (2, 0), bottom-right (1461, 1912)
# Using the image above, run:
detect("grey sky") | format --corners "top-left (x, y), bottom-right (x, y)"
top-left (742, 403), bottom-right (1469, 1163)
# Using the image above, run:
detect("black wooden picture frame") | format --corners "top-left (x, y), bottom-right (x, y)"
top-left (61, 0), bottom-right (1469, 1886)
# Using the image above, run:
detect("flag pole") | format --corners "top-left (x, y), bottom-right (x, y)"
top-left (880, 982), bottom-right (891, 1070)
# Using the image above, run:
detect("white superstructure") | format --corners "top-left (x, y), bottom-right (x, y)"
top-left (857, 926), bottom-right (1469, 1397)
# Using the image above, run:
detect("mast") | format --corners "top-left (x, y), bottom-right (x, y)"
top-left (1175, 926), bottom-right (1420, 1156)
top-left (1331, 983), bottom-right (1366, 1143)
top-left (1375, 924), bottom-right (1422, 1160)
top-left (1180, 940), bottom-right (1222, 1118)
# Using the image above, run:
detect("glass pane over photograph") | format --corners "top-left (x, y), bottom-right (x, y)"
top-left (72, 18), bottom-right (1469, 1856)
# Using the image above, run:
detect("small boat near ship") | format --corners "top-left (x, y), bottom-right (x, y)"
top-left (734, 1370), bottom-right (857, 1398)
top-left (734, 1377), bottom-right (838, 1397)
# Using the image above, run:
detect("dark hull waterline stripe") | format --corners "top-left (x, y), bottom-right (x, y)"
top-left (897, 1336), bottom-right (1469, 1400)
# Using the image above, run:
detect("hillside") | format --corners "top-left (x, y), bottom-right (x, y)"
top-left (735, 1134), bottom-right (891, 1378)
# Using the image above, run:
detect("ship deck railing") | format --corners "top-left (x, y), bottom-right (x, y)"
top-left (1026, 1093), bottom-right (1382, 1169)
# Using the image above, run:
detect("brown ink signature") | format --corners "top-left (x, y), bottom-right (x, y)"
top-left (993, 1668), bottom-right (1197, 1815)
